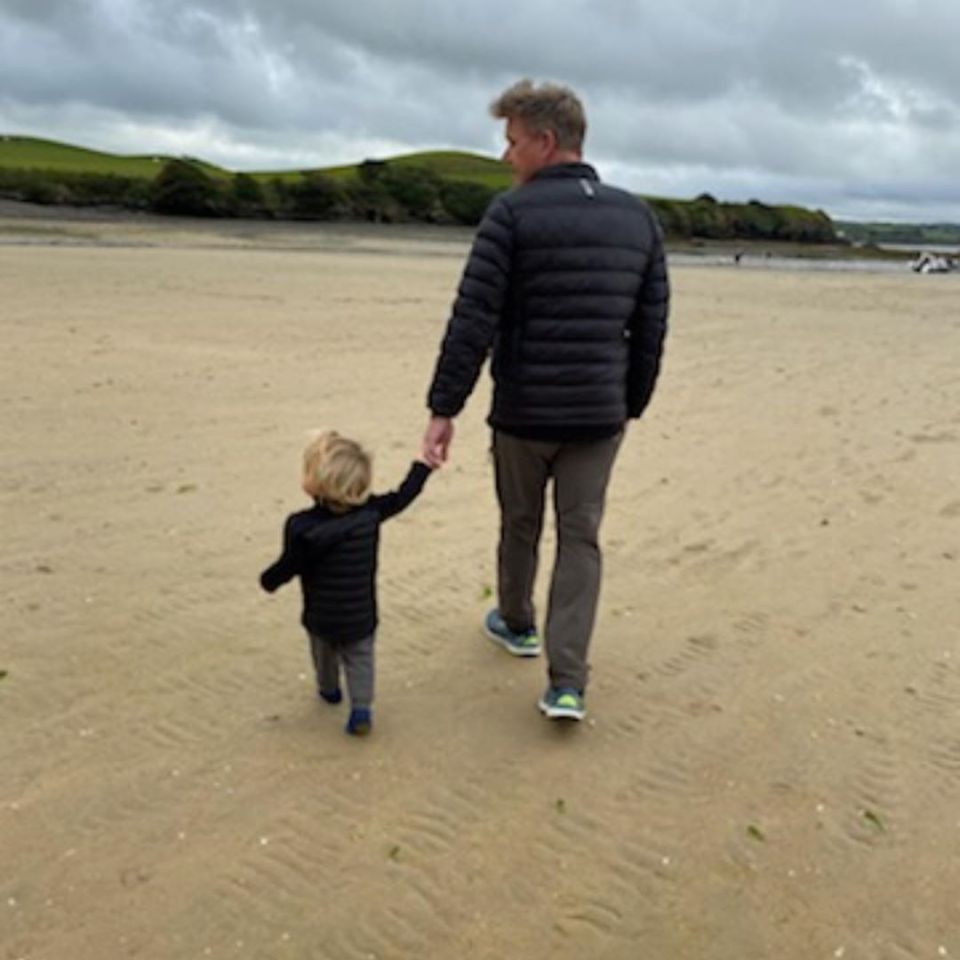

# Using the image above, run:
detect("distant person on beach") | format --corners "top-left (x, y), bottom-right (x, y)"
top-left (260, 430), bottom-right (433, 736)
top-left (422, 79), bottom-right (669, 722)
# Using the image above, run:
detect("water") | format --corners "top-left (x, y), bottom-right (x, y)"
top-left (877, 242), bottom-right (960, 255)
top-left (668, 252), bottom-right (940, 275)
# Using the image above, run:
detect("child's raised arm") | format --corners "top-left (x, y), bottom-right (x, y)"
top-left (369, 460), bottom-right (433, 521)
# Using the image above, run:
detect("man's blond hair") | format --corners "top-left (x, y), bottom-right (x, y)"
top-left (302, 430), bottom-right (372, 512)
top-left (490, 79), bottom-right (586, 152)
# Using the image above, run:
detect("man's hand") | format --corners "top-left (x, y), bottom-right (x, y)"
top-left (422, 415), bottom-right (454, 467)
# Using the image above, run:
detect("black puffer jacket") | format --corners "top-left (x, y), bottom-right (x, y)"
top-left (260, 462), bottom-right (431, 643)
top-left (427, 163), bottom-right (669, 440)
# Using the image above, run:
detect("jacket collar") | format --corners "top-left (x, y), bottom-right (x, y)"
top-left (529, 162), bottom-right (599, 183)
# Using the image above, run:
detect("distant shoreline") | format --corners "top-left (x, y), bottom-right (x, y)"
top-left (3, 197), bottom-right (952, 275)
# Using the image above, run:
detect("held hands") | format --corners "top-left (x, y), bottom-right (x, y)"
top-left (421, 415), bottom-right (454, 468)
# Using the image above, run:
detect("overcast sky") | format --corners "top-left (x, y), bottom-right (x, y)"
top-left (2, 0), bottom-right (959, 222)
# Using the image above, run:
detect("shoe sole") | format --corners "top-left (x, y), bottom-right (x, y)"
top-left (537, 697), bottom-right (585, 721)
top-left (484, 624), bottom-right (542, 657)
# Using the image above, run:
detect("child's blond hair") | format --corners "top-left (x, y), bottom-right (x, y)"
top-left (302, 430), bottom-right (372, 513)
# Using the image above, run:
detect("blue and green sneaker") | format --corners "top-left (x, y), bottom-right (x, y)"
top-left (484, 609), bottom-right (541, 657)
top-left (538, 687), bottom-right (585, 721)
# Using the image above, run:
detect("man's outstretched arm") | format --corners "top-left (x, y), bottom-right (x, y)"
top-left (423, 196), bottom-right (514, 461)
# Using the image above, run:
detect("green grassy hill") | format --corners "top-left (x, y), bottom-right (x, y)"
top-left (0, 134), bottom-right (228, 178)
top-left (353, 150), bottom-right (510, 189)
top-left (252, 149), bottom-right (511, 189)
top-left (0, 134), bottom-right (844, 242)
top-left (0, 134), bottom-right (507, 186)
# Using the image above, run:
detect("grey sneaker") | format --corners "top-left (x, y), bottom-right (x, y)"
top-left (483, 609), bottom-right (541, 657)
top-left (538, 687), bottom-right (586, 721)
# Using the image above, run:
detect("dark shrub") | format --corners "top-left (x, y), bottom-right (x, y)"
top-left (440, 180), bottom-right (498, 225)
top-left (230, 173), bottom-right (267, 216)
top-left (150, 159), bottom-right (224, 216)
top-left (342, 178), bottom-right (398, 222)
top-left (289, 172), bottom-right (346, 218)
top-left (381, 165), bottom-right (443, 220)
top-left (358, 159), bottom-right (387, 183)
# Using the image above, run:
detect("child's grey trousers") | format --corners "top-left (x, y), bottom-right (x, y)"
top-left (308, 632), bottom-right (375, 708)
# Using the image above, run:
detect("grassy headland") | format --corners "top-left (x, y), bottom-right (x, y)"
top-left (0, 134), bottom-right (928, 254)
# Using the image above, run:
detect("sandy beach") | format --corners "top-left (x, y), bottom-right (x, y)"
top-left (2, 213), bottom-right (959, 960)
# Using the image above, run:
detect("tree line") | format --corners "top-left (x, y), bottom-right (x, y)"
top-left (836, 220), bottom-right (960, 247)
top-left (0, 158), bottom-right (497, 226)
top-left (648, 193), bottom-right (836, 244)
top-left (0, 158), bottom-right (838, 242)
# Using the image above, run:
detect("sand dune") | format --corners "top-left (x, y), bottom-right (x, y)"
top-left (2, 216), bottom-right (959, 959)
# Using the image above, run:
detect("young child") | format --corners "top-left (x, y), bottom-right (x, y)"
top-left (260, 430), bottom-right (433, 735)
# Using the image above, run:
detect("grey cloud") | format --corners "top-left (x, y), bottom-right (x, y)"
top-left (0, 0), bottom-right (958, 220)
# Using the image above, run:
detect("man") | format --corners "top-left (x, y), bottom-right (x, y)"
top-left (423, 79), bottom-right (669, 722)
